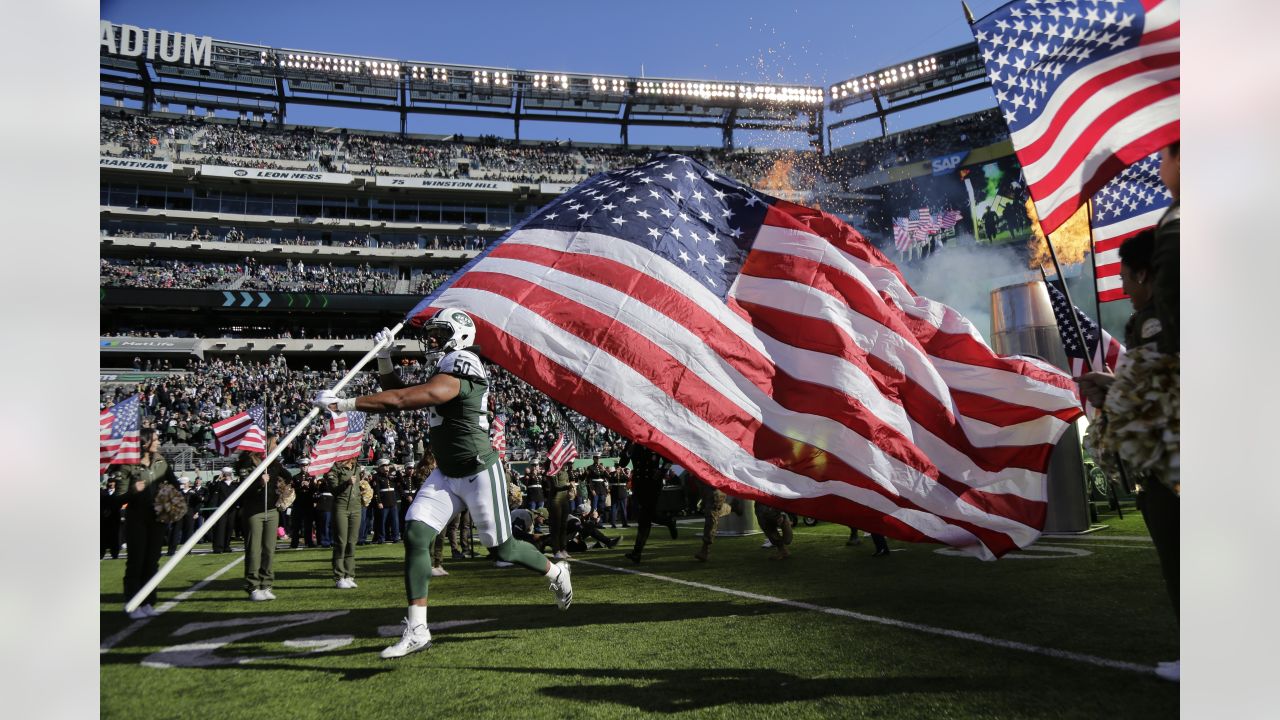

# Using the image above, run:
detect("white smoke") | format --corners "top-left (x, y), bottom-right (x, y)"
top-left (894, 234), bottom-right (1035, 344)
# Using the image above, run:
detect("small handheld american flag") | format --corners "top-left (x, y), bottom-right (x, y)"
top-left (308, 411), bottom-right (367, 476)
top-left (210, 405), bottom-right (267, 456)
top-left (546, 432), bottom-right (578, 475)
top-left (1045, 280), bottom-right (1125, 413)
top-left (100, 395), bottom-right (142, 473)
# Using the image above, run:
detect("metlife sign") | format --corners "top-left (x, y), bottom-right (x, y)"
top-left (930, 150), bottom-right (970, 176)
top-left (100, 337), bottom-right (202, 354)
top-left (100, 156), bottom-right (173, 173)
top-left (199, 165), bottom-right (356, 186)
top-left (100, 21), bottom-right (213, 66)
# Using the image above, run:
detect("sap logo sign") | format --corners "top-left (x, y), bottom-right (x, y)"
top-left (931, 151), bottom-right (969, 175)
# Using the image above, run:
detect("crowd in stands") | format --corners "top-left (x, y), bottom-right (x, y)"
top-left (102, 107), bottom-right (1009, 193)
top-left (343, 135), bottom-right (460, 176)
top-left (238, 258), bottom-right (398, 294)
top-left (100, 257), bottom-right (403, 294)
top-left (102, 327), bottom-right (387, 341)
top-left (105, 223), bottom-right (487, 252)
top-left (829, 108), bottom-right (1008, 178)
top-left (411, 271), bottom-right (452, 295)
top-left (469, 141), bottom-right (583, 179)
top-left (100, 354), bottom-right (621, 467)
top-left (99, 114), bottom-right (192, 158)
top-left (194, 123), bottom-right (327, 162)
top-left (101, 257), bottom-right (245, 290)
top-left (195, 156), bottom-right (301, 171)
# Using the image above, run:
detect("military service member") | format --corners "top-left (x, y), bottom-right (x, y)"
top-left (118, 427), bottom-right (180, 619)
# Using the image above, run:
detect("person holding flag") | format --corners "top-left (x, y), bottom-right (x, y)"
top-left (235, 437), bottom-right (290, 601)
top-left (544, 434), bottom-right (578, 560)
top-left (116, 427), bottom-right (180, 619)
top-left (1075, 227), bottom-right (1180, 682)
top-left (314, 311), bottom-right (574, 660)
top-left (308, 410), bottom-right (368, 590)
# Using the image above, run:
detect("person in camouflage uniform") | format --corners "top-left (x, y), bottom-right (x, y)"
top-left (693, 476), bottom-right (726, 562)
top-left (324, 458), bottom-right (364, 589)
top-left (117, 427), bottom-right (180, 619)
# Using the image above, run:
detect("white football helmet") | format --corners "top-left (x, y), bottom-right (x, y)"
top-left (420, 307), bottom-right (477, 361)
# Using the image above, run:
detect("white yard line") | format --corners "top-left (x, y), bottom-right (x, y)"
top-left (574, 558), bottom-right (1158, 676)
top-left (100, 556), bottom-right (243, 654)
top-left (1040, 535), bottom-right (1154, 543)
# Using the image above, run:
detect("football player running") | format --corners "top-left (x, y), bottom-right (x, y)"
top-left (313, 308), bottom-right (572, 659)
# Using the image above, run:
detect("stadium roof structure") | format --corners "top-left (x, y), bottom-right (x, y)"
top-left (100, 21), bottom-right (825, 151)
top-left (825, 43), bottom-right (990, 147)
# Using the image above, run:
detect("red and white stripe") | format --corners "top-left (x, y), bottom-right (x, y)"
top-left (419, 201), bottom-right (1083, 559)
top-left (307, 414), bottom-right (355, 477)
top-left (1015, 0), bottom-right (1180, 234)
top-left (492, 417), bottom-right (508, 458)
top-left (99, 409), bottom-right (140, 473)
top-left (547, 432), bottom-right (578, 475)
top-left (99, 410), bottom-right (120, 474)
top-left (210, 411), bottom-right (266, 456)
top-left (1071, 332), bottom-right (1126, 416)
top-left (1092, 204), bottom-right (1165, 302)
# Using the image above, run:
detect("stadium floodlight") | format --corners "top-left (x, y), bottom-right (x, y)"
top-left (532, 73), bottom-right (568, 91)
top-left (830, 52), bottom-right (942, 107)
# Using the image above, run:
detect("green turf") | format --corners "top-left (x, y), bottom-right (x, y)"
top-left (101, 521), bottom-right (1178, 719)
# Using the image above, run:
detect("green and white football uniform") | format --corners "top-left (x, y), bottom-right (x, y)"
top-left (405, 348), bottom-right (511, 546)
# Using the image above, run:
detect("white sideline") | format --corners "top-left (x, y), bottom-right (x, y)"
top-left (574, 559), bottom-right (1159, 676)
top-left (101, 556), bottom-right (243, 654)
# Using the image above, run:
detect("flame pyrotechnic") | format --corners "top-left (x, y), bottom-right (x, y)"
top-left (761, 154), bottom-right (796, 195)
top-left (1026, 198), bottom-right (1091, 269)
top-left (756, 152), bottom-right (822, 209)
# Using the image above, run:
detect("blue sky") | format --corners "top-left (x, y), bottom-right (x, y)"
top-left (102, 0), bottom-right (1011, 148)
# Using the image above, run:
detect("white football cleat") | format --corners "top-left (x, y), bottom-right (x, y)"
top-left (261, 588), bottom-right (277, 601)
top-left (335, 578), bottom-right (351, 589)
top-left (380, 619), bottom-right (432, 659)
top-left (250, 589), bottom-right (268, 602)
top-left (430, 566), bottom-right (449, 577)
top-left (549, 560), bottom-right (573, 611)
top-left (347, 578), bottom-right (358, 588)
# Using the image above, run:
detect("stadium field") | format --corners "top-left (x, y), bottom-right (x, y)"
top-left (100, 510), bottom-right (1177, 719)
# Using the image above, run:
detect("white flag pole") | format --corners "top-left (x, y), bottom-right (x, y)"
top-left (125, 323), bottom-right (404, 613)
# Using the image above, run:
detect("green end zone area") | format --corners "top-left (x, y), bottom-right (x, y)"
top-left (101, 513), bottom-right (1177, 719)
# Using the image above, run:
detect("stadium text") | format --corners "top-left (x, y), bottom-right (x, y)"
top-left (100, 21), bottom-right (212, 67)
top-left (100, 156), bottom-right (173, 173)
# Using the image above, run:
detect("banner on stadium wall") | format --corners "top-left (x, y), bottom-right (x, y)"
top-left (539, 182), bottom-right (578, 195)
top-left (374, 176), bottom-right (515, 193)
top-left (199, 165), bottom-right (355, 185)
top-left (930, 150), bottom-right (970, 176)
top-left (100, 156), bottom-right (173, 173)
top-left (100, 337), bottom-right (202, 354)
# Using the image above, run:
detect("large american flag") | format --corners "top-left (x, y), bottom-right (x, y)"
top-left (1045, 280), bottom-right (1125, 413)
top-left (1090, 152), bottom-right (1172, 302)
top-left (209, 405), bottom-right (267, 455)
top-left (492, 414), bottom-right (508, 459)
top-left (971, 0), bottom-right (1180, 234)
top-left (100, 394), bottom-right (141, 473)
top-left (307, 410), bottom-right (367, 476)
top-left (546, 431), bottom-right (578, 475)
top-left (405, 154), bottom-right (1084, 559)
